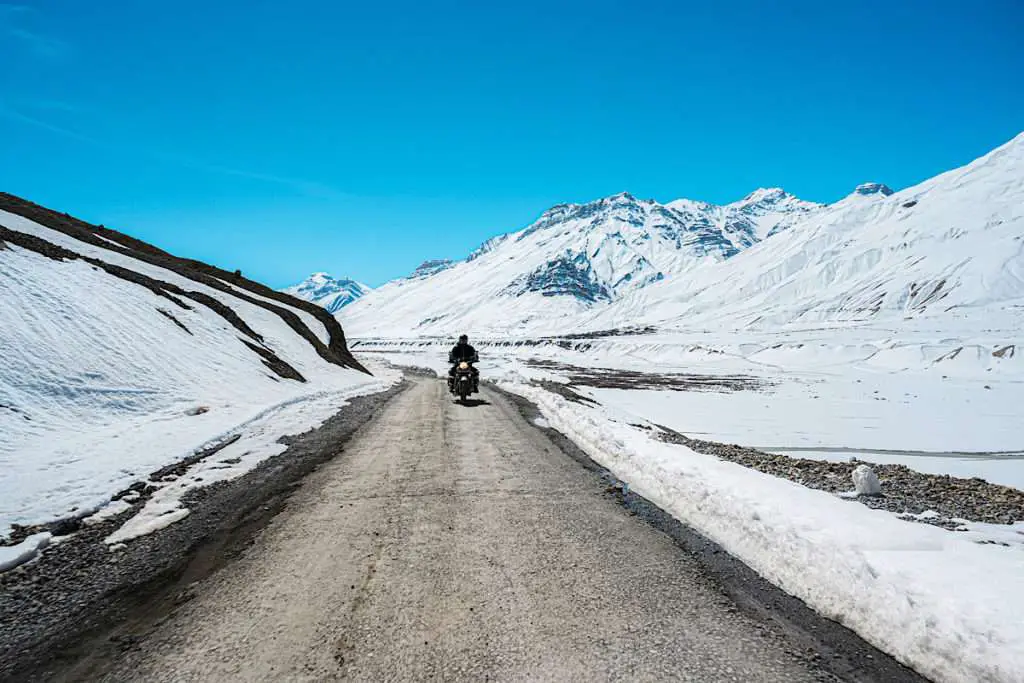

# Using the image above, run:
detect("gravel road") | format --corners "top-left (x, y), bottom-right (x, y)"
top-left (50, 377), bottom-right (921, 682)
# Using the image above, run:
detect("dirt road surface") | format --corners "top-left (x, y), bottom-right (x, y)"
top-left (81, 377), bottom-right (905, 682)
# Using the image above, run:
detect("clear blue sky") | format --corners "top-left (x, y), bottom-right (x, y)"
top-left (2, 0), bottom-right (1021, 287)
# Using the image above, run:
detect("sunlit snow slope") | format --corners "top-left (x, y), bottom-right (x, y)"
top-left (597, 135), bottom-right (1024, 331)
top-left (0, 194), bottom-right (372, 538)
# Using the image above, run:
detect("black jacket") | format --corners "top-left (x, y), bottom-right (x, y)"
top-left (449, 342), bottom-right (478, 364)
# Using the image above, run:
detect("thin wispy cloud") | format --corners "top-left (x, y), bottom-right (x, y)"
top-left (0, 102), bottom-right (349, 199)
top-left (2, 4), bottom-right (71, 61)
top-left (190, 162), bottom-right (351, 200)
top-left (0, 103), bottom-right (100, 145)
top-left (11, 97), bottom-right (87, 114)
top-left (8, 27), bottom-right (70, 60)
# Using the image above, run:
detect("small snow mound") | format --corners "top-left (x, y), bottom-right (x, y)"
top-left (852, 464), bottom-right (882, 496)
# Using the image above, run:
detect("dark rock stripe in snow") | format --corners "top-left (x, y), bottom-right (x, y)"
top-left (0, 224), bottom-right (306, 383)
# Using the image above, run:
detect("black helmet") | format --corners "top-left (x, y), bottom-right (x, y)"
top-left (458, 334), bottom-right (469, 343)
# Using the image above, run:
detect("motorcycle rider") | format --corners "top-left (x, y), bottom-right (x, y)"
top-left (448, 334), bottom-right (480, 393)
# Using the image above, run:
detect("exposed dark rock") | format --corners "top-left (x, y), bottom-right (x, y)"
top-left (156, 308), bottom-right (193, 335)
top-left (506, 251), bottom-right (612, 303)
top-left (240, 339), bottom-right (306, 383)
top-left (408, 259), bottom-right (454, 278)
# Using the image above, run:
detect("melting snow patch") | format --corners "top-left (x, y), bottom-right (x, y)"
top-left (0, 532), bottom-right (52, 572)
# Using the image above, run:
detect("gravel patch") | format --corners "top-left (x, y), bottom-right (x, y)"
top-left (526, 360), bottom-right (766, 392)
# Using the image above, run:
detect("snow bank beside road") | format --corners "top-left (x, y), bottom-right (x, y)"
top-left (503, 381), bottom-right (1024, 683)
top-left (103, 375), bottom-right (397, 544)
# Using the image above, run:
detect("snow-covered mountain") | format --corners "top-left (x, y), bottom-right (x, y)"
top-left (0, 193), bottom-right (374, 539)
top-left (283, 272), bottom-right (370, 313)
top-left (593, 135), bottom-right (1024, 331)
top-left (340, 188), bottom-right (823, 336)
top-left (341, 132), bottom-right (1023, 338)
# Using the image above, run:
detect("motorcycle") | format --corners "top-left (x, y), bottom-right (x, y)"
top-left (449, 361), bottom-right (478, 403)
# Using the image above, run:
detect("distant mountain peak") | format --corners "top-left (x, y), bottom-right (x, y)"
top-left (337, 133), bottom-right (1023, 337)
top-left (727, 187), bottom-right (820, 213)
top-left (282, 272), bottom-right (370, 313)
top-left (739, 187), bottom-right (789, 203)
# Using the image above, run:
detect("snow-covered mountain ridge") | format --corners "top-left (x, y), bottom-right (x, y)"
top-left (340, 185), bottom-right (835, 335)
top-left (339, 132), bottom-right (1024, 339)
top-left (282, 272), bottom-right (370, 313)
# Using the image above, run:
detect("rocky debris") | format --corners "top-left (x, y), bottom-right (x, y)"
top-left (993, 344), bottom-right (1015, 359)
top-left (553, 326), bottom-right (658, 340)
top-left (148, 434), bottom-right (242, 482)
top-left (527, 361), bottom-right (765, 393)
top-left (656, 427), bottom-right (1024, 528)
top-left (533, 380), bottom-right (599, 406)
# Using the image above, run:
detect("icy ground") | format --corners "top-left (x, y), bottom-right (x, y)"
top-left (355, 329), bottom-right (1024, 683)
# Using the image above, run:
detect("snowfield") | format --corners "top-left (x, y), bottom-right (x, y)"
top-left (0, 198), bottom-right (393, 562)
